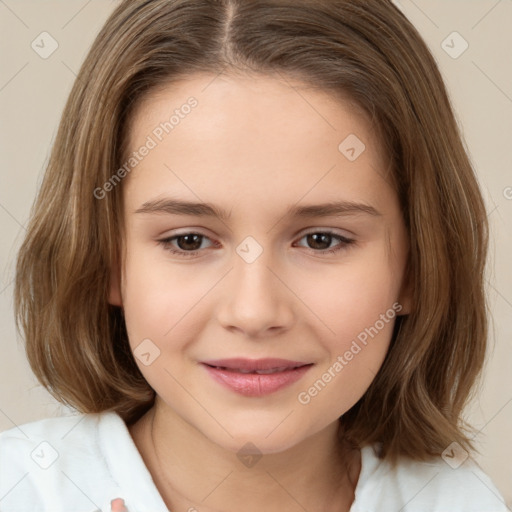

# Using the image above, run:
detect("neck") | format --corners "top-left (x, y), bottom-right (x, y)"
top-left (129, 402), bottom-right (360, 512)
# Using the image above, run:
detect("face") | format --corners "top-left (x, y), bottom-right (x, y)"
top-left (110, 73), bottom-right (411, 454)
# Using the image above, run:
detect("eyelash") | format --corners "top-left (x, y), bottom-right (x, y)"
top-left (157, 230), bottom-right (355, 258)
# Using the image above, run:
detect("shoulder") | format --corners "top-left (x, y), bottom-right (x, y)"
top-left (0, 411), bottom-right (108, 467)
top-left (0, 411), bottom-right (125, 510)
top-left (352, 444), bottom-right (508, 512)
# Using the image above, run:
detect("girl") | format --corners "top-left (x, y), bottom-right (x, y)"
top-left (1, 0), bottom-right (508, 511)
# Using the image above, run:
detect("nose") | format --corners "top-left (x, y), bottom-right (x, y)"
top-left (215, 247), bottom-right (296, 338)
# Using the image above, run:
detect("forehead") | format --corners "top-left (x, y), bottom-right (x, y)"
top-left (123, 73), bottom-right (394, 217)
top-left (127, 73), bottom-right (375, 150)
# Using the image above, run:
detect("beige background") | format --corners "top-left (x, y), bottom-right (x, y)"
top-left (0, 0), bottom-right (511, 506)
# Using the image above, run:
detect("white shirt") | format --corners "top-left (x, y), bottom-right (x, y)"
top-left (0, 411), bottom-right (508, 511)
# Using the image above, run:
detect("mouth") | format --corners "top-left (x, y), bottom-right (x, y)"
top-left (200, 358), bottom-right (314, 396)
top-left (205, 365), bottom-right (304, 374)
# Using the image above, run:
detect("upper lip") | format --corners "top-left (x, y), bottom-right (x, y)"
top-left (201, 358), bottom-right (311, 371)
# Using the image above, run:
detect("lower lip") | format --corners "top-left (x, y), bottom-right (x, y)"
top-left (201, 364), bottom-right (313, 397)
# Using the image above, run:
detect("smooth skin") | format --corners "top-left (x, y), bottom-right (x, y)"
top-left (109, 73), bottom-right (412, 512)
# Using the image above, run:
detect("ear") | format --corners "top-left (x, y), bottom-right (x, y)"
top-left (108, 258), bottom-right (123, 306)
top-left (396, 261), bottom-right (413, 315)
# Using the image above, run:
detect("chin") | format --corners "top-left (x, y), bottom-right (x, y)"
top-left (201, 416), bottom-right (317, 457)
top-left (220, 433), bottom-right (302, 457)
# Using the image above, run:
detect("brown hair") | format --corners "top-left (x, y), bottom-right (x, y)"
top-left (14, 0), bottom-right (489, 465)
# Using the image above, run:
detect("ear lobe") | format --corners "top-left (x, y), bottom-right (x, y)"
top-left (397, 262), bottom-right (413, 315)
top-left (397, 288), bottom-right (412, 316)
top-left (108, 260), bottom-right (123, 306)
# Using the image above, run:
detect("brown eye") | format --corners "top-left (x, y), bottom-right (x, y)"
top-left (175, 234), bottom-right (203, 251)
top-left (306, 233), bottom-right (334, 250)
top-left (295, 231), bottom-right (355, 255)
top-left (158, 232), bottom-right (215, 257)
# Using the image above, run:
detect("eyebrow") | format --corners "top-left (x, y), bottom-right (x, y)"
top-left (134, 198), bottom-right (381, 219)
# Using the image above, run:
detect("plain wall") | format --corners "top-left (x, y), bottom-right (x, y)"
top-left (0, 0), bottom-right (511, 506)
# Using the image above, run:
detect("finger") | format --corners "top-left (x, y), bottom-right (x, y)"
top-left (110, 497), bottom-right (127, 512)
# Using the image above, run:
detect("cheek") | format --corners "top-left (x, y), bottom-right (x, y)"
top-left (291, 247), bottom-right (400, 409)
top-left (296, 246), bottom-right (401, 342)
top-left (295, 297), bottom-right (398, 425)
top-left (121, 248), bottom-right (210, 343)
top-left (120, 251), bottom-right (202, 397)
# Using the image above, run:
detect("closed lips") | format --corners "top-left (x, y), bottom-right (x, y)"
top-left (205, 365), bottom-right (309, 374)
top-left (201, 358), bottom-right (313, 372)
top-left (201, 359), bottom-right (314, 396)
